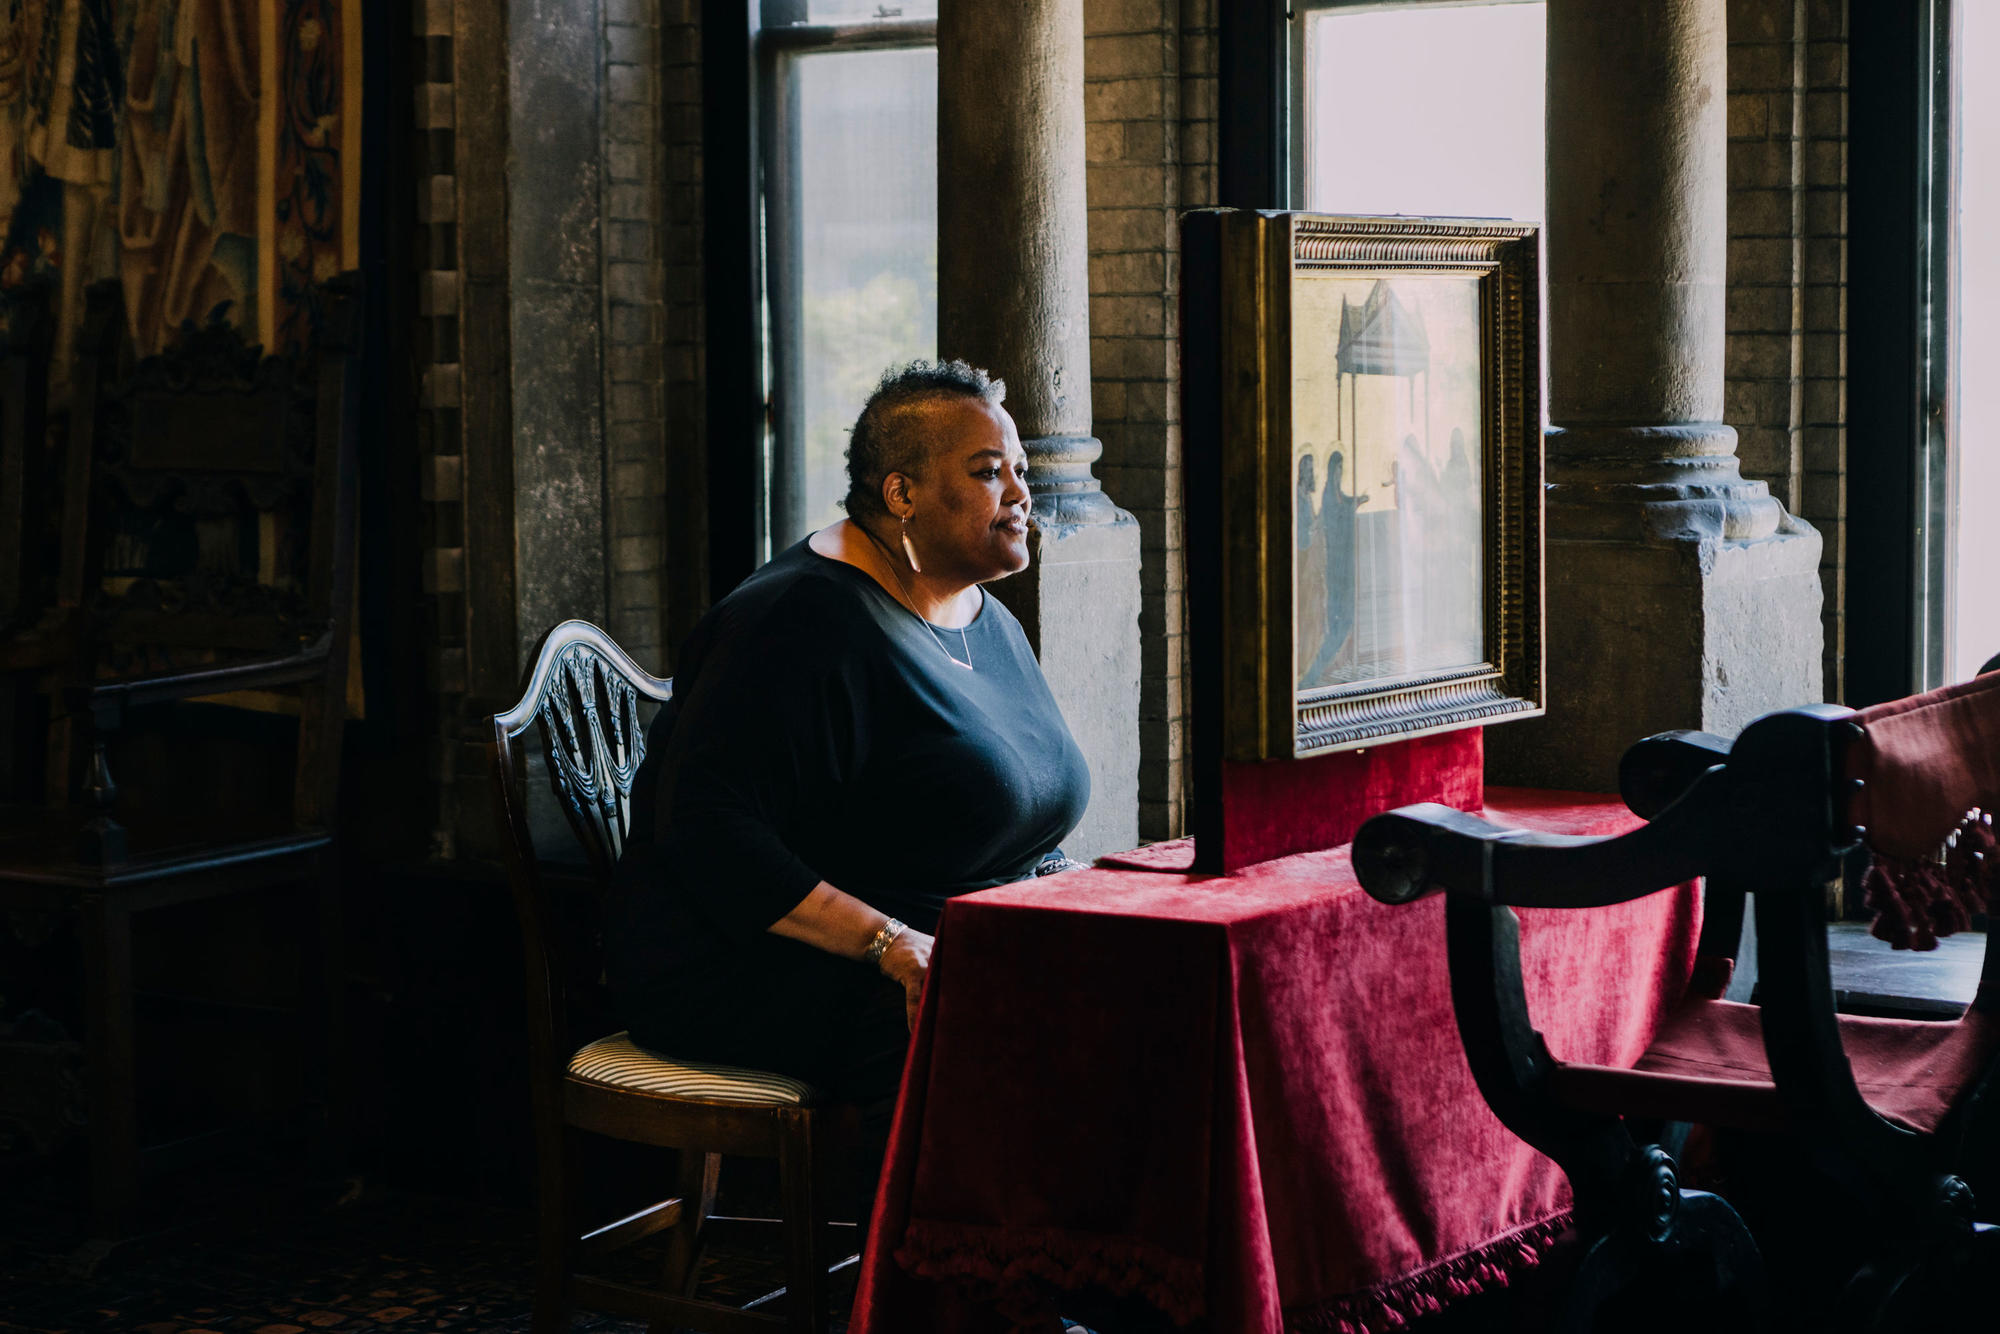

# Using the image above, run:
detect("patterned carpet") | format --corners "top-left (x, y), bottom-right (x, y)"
top-left (0, 1159), bottom-right (858, 1334)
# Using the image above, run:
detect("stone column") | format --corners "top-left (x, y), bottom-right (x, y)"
top-left (938, 0), bottom-right (1141, 859)
top-left (1488, 0), bottom-right (1823, 790)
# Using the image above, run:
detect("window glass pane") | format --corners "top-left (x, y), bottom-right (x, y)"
top-left (1953, 5), bottom-right (2000, 681)
top-left (804, 1), bottom-right (937, 23)
top-left (790, 46), bottom-right (937, 539)
top-left (1302, 4), bottom-right (1545, 222)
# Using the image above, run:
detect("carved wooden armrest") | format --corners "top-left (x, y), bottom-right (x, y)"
top-left (65, 629), bottom-right (334, 714)
top-left (1354, 771), bottom-right (1727, 911)
top-left (1618, 729), bottom-right (1733, 819)
top-left (57, 629), bottom-right (335, 867)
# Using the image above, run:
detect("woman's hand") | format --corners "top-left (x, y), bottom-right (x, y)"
top-left (767, 882), bottom-right (936, 1029)
top-left (876, 927), bottom-right (935, 1030)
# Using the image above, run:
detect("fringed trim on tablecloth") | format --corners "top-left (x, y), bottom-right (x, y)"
top-left (1285, 1213), bottom-right (1571, 1334)
top-left (895, 1218), bottom-right (1207, 1330)
top-left (1863, 808), bottom-right (1997, 951)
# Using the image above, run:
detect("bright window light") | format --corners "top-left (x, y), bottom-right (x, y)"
top-left (1954, 4), bottom-right (2000, 681)
top-left (1303, 3), bottom-right (1546, 223)
top-left (787, 46), bottom-right (937, 541)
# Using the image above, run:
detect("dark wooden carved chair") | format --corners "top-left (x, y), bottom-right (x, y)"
top-left (1355, 689), bottom-right (2000, 1333)
top-left (0, 276), bottom-right (363, 1237)
top-left (0, 287), bottom-right (55, 797)
top-left (0, 287), bottom-right (54, 633)
top-left (490, 619), bottom-right (855, 1334)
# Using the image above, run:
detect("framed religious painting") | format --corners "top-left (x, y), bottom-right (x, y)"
top-left (1194, 211), bottom-right (1544, 760)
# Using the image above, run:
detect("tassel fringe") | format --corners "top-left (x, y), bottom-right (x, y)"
top-left (1864, 807), bottom-right (1996, 951)
top-left (891, 1213), bottom-right (1569, 1332)
top-left (895, 1220), bottom-right (1205, 1330)
top-left (1285, 1214), bottom-right (1570, 1333)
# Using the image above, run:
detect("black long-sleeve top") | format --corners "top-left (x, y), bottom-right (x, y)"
top-left (604, 539), bottom-right (1090, 1037)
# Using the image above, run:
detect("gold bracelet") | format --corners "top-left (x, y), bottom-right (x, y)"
top-left (863, 917), bottom-right (907, 969)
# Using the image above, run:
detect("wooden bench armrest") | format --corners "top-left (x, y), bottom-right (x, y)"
top-left (1619, 729), bottom-right (1733, 819)
top-left (66, 630), bottom-right (333, 713)
top-left (1354, 772), bottom-right (1726, 910)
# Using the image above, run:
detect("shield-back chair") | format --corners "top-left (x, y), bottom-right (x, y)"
top-left (489, 618), bottom-right (855, 1333)
top-left (1354, 680), bottom-right (2000, 1333)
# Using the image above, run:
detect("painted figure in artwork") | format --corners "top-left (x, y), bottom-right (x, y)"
top-left (1393, 433), bottom-right (1442, 663)
top-left (118, 0), bottom-right (261, 352)
top-left (1296, 451), bottom-right (1326, 673)
top-left (0, 0), bottom-right (122, 378)
top-left (1300, 448), bottom-right (1367, 687)
top-left (1439, 426), bottom-right (1480, 643)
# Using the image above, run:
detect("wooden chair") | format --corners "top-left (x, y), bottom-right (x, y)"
top-left (0, 276), bottom-right (363, 1237)
top-left (0, 286), bottom-right (54, 633)
top-left (489, 618), bottom-right (855, 1334)
top-left (1355, 693), bottom-right (2000, 1333)
top-left (0, 287), bottom-right (55, 798)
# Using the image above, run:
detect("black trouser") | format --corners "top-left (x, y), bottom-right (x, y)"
top-left (623, 932), bottom-right (910, 1222)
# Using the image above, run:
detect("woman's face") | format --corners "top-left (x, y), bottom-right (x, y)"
top-left (895, 397), bottom-right (1032, 584)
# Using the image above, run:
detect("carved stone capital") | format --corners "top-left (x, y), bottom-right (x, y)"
top-left (1545, 423), bottom-right (1784, 543)
top-left (1021, 433), bottom-right (1124, 529)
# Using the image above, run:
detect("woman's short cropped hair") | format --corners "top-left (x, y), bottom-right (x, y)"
top-left (844, 360), bottom-right (1006, 520)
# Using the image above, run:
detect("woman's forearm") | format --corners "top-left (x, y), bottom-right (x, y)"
top-left (772, 880), bottom-right (935, 1030)
top-left (768, 881), bottom-right (892, 959)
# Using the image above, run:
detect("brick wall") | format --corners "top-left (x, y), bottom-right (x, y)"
top-left (415, 0), bottom-right (466, 856)
top-left (1727, 0), bottom-right (1848, 699)
top-left (659, 0), bottom-right (708, 661)
top-left (604, 0), bottom-right (672, 667)
top-left (1084, 0), bottom-right (1215, 843)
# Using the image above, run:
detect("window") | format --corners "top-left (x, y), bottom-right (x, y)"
top-left (1291, 1), bottom-right (1545, 223)
top-left (758, 3), bottom-right (938, 557)
top-left (1289, 1), bottom-right (1547, 417)
top-left (1947, 2), bottom-right (1999, 681)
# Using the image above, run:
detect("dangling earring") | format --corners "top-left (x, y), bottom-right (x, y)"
top-left (900, 514), bottom-right (922, 574)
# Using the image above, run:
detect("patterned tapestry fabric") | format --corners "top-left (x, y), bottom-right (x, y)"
top-left (567, 1033), bottom-right (816, 1105)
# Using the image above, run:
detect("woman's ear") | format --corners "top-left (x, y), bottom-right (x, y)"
top-left (882, 471), bottom-right (914, 519)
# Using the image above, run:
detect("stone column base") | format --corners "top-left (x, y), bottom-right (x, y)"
top-left (1487, 517), bottom-right (1824, 792)
top-left (989, 512), bottom-right (1142, 861)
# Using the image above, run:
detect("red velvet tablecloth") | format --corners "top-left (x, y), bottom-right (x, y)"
top-left (850, 790), bottom-right (1703, 1333)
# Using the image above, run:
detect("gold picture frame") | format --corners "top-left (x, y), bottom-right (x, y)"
top-left (1214, 212), bottom-right (1544, 759)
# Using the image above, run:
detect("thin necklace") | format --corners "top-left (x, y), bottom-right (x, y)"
top-left (857, 523), bottom-right (974, 670)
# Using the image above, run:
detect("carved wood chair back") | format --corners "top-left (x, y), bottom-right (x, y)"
top-left (51, 275), bottom-right (363, 839)
top-left (69, 280), bottom-right (358, 662)
top-left (490, 619), bottom-right (671, 1079)
top-left (0, 290), bottom-right (54, 630)
top-left (0, 291), bottom-right (56, 802)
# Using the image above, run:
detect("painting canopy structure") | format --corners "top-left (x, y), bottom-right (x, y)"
top-left (1333, 279), bottom-right (1433, 447)
top-left (1336, 280), bottom-right (1430, 378)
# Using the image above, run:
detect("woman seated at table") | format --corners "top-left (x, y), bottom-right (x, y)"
top-left (605, 360), bottom-right (1090, 1200)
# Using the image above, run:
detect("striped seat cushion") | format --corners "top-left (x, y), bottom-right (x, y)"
top-left (566, 1033), bottom-right (816, 1105)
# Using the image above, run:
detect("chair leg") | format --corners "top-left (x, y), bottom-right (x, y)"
top-left (81, 895), bottom-right (139, 1238)
top-left (1557, 1189), bottom-right (1766, 1334)
top-left (777, 1110), bottom-right (830, 1334)
top-left (531, 1125), bottom-right (577, 1334)
top-left (306, 854), bottom-right (347, 1182)
top-left (1838, 1222), bottom-right (2000, 1334)
top-left (659, 1150), bottom-right (720, 1297)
